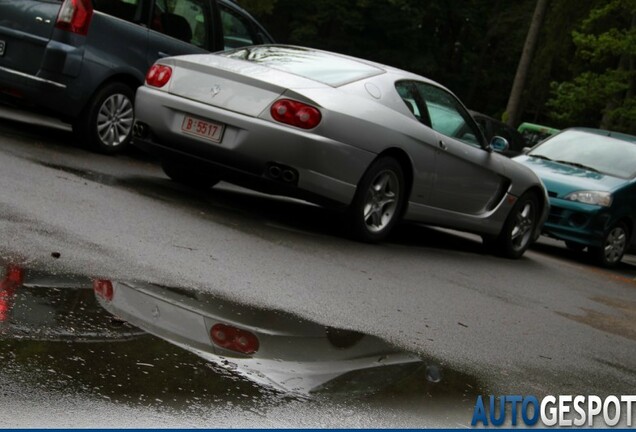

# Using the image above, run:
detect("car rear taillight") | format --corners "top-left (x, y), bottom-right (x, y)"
top-left (270, 99), bottom-right (322, 129)
top-left (56, 0), bottom-right (93, 35)
top-left (146, 65), bottom-right (173, 88)
top-left (93, 279), bottom-right (113, 301)
top-left (0, 264), bottom-right (24, 322)
top-left (210, 323), bottom-right (259, 354)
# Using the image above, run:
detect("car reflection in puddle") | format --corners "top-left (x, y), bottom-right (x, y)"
top-left (96, 278), bottom-right (437, 397)
top-left (0, 260), bottom-right (481, 424)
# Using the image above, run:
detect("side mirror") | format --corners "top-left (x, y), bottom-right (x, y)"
top-left (489, 136), bottom-right (509, 153)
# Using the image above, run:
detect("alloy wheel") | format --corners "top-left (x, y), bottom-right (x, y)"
top-left (603, 226), bottom-right (627, 265)
top-left (510, 200), bottom-right (535, 251)
top-left (363, 170), bottom-right (399, 233)
top-left (96, 93), bottom-right (134, 147)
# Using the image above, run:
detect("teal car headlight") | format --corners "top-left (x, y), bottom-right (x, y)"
top-left (564, 191), bottom-right (613, 207)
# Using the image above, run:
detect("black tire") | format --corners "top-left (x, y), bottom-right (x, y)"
top-left (162, 160), bottom-right (220, 189)
top-left (588, 222), bottom-right (629, 268)
top-left (493, 192), bottom-right (539, 259)
top-left (565, 241), bottom-right (586, 252)
top-left (348, 157), bottom-right (406, 242)
top-left (74, 82), bottom-right (135, 154)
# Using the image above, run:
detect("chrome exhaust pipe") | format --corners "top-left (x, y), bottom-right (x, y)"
top-left (268, 165), bottom-right (282, 179)
top-left (282, 169), bottom-right (297, 183)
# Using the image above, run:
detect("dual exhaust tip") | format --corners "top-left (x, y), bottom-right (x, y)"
top-left (266, 163), bottom-right (298, 185)
top-left (132, 123), bottom-right (299, 186)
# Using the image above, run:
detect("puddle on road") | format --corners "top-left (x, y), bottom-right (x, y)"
top-left (0, 260), bottom-right (481, 419)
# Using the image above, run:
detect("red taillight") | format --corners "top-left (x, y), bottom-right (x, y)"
top-left (210, 323), bottom-right (259, 354)
top-left (270, 99), bottom-right (322, 129)
top-left (145, 64), bottom-right (173, 88)
top-left (0, 264), bottom-right (24, 322)
top-left (56, 0), bottom-right (93, 35)
top-left (93, 279), bottom-right (113, 301)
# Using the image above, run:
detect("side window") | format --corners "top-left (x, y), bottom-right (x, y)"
top-left (219, 5), bottom-right (257, 50)
top-left (151, 0), bottom-right (209, 48)
top-left (415, 83), bottom-right (482, 147)
top-left (394, 81), bottom-right (430, 125)
top-left (93, 0), bottom-right (141, 22)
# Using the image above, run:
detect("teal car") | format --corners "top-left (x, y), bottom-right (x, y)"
top-left (515, 128), bottom-right (636, 267)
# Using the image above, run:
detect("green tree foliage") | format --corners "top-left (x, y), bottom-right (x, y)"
top-left (547, 0), bottom-right (636, 133)
top-left (245, 0), bottom-right (627, 126)
top-left (521, 0), bottom-right (596, 124)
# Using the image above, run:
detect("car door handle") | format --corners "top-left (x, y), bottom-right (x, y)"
top-left (438, 140), bottom-right (447, 150)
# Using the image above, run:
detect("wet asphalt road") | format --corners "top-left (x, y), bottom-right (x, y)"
top-left (0, 106), bottom-right (634, 427)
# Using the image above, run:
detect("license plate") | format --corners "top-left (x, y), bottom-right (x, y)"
top-left (181, 115), bottom-right (224, 143)
top-left (0, 40), bottom-right (5, 57)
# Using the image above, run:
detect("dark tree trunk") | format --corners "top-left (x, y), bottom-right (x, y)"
top-left (505, 0), bottom-right (550, 127)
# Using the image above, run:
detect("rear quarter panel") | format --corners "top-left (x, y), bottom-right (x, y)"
top-left (68, 12), bottom-right (150, 109)
top-left (299, 80), bottom-right (438, 204)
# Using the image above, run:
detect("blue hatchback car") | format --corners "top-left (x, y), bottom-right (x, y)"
top-left (515, 128), bottom-right (636, 267)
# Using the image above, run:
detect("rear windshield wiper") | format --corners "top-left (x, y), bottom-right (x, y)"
top-left (555, 160), bottom-right (600, 173)
top-left (528, 154), bottom-right (552, 161)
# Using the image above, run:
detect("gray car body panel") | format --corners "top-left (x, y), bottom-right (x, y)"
top-left (134, 46), bottom-right (548, 239)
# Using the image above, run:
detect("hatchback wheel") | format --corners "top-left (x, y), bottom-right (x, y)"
top-left (162, 160), bottom-right (220, 189)
top-left (589, 222), bottom-right (629, 267)
top-left (349, 157), bottom-right (405, 242)
top-left (493, 192), bottom-right (538, 259)
top-left (74, 82), bottom-right (135, 154)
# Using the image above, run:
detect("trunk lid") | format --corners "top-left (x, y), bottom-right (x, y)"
top-left (0, 0), bottom-right (60, 75)
top-left (164, 54), bottom-right (327, 117)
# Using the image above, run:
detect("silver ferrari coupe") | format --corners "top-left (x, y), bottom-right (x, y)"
top-left (132, 45), bottom-right (548, 258)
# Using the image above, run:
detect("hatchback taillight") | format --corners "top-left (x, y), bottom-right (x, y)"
top-left (56, 0), bottom-right (93, 35)
top-left (210, 323), bottom-right (259, 355)
top-left (146, 64), bottom-right (173, 88)
top-left (271, 99), bottom-right (322, 129)
top-left (93, 279), bottom-right (114, 301)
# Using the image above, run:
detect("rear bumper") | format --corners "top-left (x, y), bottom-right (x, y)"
top-left (134, 137), bottom-right (349, 208)
top-left (133, 86), bottom-right (377, 206)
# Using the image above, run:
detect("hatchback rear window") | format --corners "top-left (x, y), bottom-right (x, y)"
top-left (222, 45), bottom-right (384, 86)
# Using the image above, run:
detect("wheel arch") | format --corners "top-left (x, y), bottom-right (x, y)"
top-left (375, 147), bottom-right (414, 206)
top-left (79, 73), bottom-right (143, 116)
top-left (614, 216), bottom-right (634, 241)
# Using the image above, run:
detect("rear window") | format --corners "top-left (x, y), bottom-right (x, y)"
top-left (222, 46), bottom-right (384, 86)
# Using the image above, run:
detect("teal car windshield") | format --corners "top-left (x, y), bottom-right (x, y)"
top-left (223, 45), bottom-right (385, 86)
top-left (530, 130), bottom-right (636, 179)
